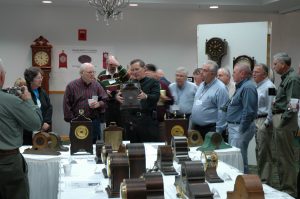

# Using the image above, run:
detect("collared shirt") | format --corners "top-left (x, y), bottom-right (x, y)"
top-left (272, 68), bottom-right (300, 123)
top-left (256, 78), bottom-right (276, 125)
top-left (227, 81), bottom-right (236, 98)
top-left (191, 78), bottom-right (229, 132)
top-left (97, 65), bottom-right (129, 98)
top-left (169, 81), bottom-right (197, 114)
top-left (0, 90), bottom-right (42, 149)
top-left (63, 78), bottom-right (108, 122)
top-left (227, 78), bottom-right (258, 133)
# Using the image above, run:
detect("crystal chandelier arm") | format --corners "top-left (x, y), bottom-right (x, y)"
top-left (88, 0), bottom-right (130, 23)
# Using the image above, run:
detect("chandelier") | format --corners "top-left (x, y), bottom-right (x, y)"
top-left (88, 0), bottom-right (130, 25)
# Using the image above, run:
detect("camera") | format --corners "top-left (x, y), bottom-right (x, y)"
top-left (268, 88), bottom-right (276, 96)
top-left (2, 87), bottom-right (24, 96)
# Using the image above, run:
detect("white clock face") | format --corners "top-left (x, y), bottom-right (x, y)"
top-left (59, 55), bottom-right (67, 63)
top-left (34, 51), bottom-right (49, 66)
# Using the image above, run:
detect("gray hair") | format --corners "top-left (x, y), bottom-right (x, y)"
top-left (176, 67), bottom-right (188, 76)
top-left (193, 68), bottom-right (203, 75)
top-left (235, 62), bottom-right (252, 77)
top-left (79, 62), bottom-right (94, 74)
top-left (218, 67), bottom-right (231, 77)
top-left (255, 63), bottom-right (269, 75)
top-left (204, 60), bottom-right (219, 74)
top-left (273, 52), bottom-right (291, 66)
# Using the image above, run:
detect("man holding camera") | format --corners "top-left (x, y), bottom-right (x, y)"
top-left (0, 59), bottom-right (42, 199)
top-left (252, 63), bottom-right (276, 185)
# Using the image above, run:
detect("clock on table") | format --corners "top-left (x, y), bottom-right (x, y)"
top-left (205, 37), bottom-right (227, 67)
top-left (31, 36), bottom-right (52, 94)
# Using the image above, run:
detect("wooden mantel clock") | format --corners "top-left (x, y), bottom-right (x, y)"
top-left (31, 36), bottom-right (52, 94)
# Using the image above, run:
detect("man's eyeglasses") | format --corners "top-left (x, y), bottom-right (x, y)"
top-left (85, 71), bottom-right (96, 74)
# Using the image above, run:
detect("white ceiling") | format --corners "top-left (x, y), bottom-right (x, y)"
top-left (1, 0), bottom-right (300, 14)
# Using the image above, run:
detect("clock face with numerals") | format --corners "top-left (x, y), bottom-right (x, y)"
top-left (34, 51), bottom-right (50, 66)
top-left (206, 38), bottom-right (226, 58)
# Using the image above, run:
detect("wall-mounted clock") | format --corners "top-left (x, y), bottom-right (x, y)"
top-left (233, 55), bottom-right (255, 71)
top-left (30, 36), bottom-right (52, 94)
top-left (31, 36), bottom-right (52, 67)
top-left (205, 37), bottom-right (227, 67)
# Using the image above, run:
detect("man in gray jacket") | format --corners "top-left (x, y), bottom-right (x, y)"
top-left (0, 59), bottom-right (42, 199)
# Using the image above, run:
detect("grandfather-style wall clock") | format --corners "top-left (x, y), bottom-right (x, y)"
top-left (31, 36), bottom-right (52, 94)
top-left (205, 37), bottom-right (227, 67)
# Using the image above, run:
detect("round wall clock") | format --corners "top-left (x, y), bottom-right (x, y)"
top-left (33, 51), bottom-right (50, 67)
top-left (31, 36), bottom-right (52, 67)
top-left (205, 37), bottom-right (227, 67)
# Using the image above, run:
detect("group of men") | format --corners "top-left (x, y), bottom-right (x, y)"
top-left (169, 52), bottom-right (300, 198)
top-left (62, 52), bottom-right (300, 198)
top-left (1, 51), bottom-right (300, 198)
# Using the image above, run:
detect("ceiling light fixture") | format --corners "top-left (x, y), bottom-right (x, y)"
top-left (42, 0), bottom-right (52, 3)
top-left (209, 5), bottom-right (219, 9)
top-left (129, 3), bottom-right (138, 7)
top-left (88, 0), bottom-right (130, 25)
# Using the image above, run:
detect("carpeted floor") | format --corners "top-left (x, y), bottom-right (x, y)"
top-left (248, 163), bottom-right (280, 190)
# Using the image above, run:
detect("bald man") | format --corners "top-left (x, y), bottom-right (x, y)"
top-left (63, 63), bottom-right (108, 143)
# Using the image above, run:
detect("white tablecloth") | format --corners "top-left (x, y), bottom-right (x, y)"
top-left (189, 146), bottom-right (244, 172)
top-left (57, 143), bottom-right (293, 199)
top-left (22, 146), bottom-right (61, 199)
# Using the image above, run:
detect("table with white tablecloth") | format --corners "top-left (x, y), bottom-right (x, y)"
top-left (22, 142), bottom-right (243, 199)
top-left (58, 143), bottom-right (293, 199)
top-left (22, 146), bottom-right (61, 199)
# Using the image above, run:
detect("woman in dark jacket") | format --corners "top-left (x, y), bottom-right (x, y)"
top-left (23, 67), bottom-right (52, 145)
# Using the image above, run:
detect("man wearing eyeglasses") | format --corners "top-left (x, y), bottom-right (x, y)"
top-left (63, 62), bottom-right (108, 143)
top-left (97, 55), bottom-right (129, 127)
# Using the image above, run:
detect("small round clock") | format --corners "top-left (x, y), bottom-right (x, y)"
top-left (33, 51), bottom-right (50, 67)
top-left (74, 125), bottom-right (89, 140)
top-left (171, 125), bottom-right (184, 136)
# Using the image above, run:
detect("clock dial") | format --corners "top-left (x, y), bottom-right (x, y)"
top-left (59, 55), bottom-right (67, 63)
top-left (74, 125), bottom-right (89, 139)
top-left (205, 37), bottom-right (227, 67)
top-left (207, 39), bottom-right (225, 57)
top-left (34, 51), bottom-right (49, 66)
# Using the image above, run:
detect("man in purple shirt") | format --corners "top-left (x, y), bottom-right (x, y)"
top-left (63, 63), bottom-right (108, 143)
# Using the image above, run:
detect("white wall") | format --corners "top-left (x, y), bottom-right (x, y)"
top-left (0, 5), bottom-right (300, 139)
top-left (197, 21), bottom-right (269, 71)
top-left (2, 5), bottom-right (298, 88)
top-left (197, 21), bottom-right (269, 165)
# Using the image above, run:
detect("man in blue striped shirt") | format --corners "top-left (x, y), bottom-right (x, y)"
top-left (227, 62), bottom-right (258, 173)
